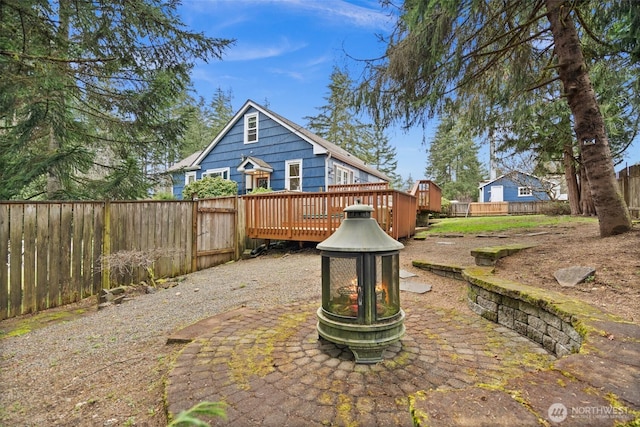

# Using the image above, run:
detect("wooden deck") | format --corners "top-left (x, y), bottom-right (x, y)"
top-left (244, 188), bottom-right (417, 242)
top-left (411, 180), bottom-right (442, 212)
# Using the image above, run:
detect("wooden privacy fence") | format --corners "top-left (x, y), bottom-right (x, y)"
top-left (0, 198), bottom-right (240, 320)
top-left (0, 202), bottom-right (104, 320)
top-left (446, 201), bottom-right (558, 217)
top-left (244, 189), bottom-right (416, 242)
top-left (617, 164), bottom-right (640, 218)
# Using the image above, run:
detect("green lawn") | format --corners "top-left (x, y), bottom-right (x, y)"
top-left (427, 215), bottom-right (596, 234)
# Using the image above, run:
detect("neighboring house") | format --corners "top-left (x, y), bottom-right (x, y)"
top-left (169, 100), bottom-right (389, 199)
top-left (478, 171), bottom-right (561, 202)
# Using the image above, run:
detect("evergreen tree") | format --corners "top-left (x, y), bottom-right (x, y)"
top-left (179, 88), bottom-right (234, 159)
top-left (305, 67), bottom-right (369, 159)
top-left (362, 123), bottom-right (400, 185)
top-left (307, 66), bottom-right (401, 184)
top-left (403, 174), bottom-right (415, 193)
top-left (359, 0), bottom-right (633, 236)
top-left (426, 116), bottom-right (486, 201)
top-left (0, 0), bottom-right (233, 200)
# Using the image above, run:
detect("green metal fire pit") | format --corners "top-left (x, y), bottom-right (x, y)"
top-left (316, 203), bottom-right (405, 364)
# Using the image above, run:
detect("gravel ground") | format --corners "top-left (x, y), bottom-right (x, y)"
top-left (0, 249), bottom-right (326, 426)
top-left (1, 220), bottom-right (637, 426)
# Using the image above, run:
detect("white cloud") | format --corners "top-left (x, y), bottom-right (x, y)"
top-left (222, 38), bottom-right (308, 61)
top-left (267, 67), bottom-right (305, 81)
top-left (290, 0), bottom-right (394, 30)
top-left (182, 0), bottom-right (393, 31)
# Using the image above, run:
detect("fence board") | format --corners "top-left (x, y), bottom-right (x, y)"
top-left (82, 204), bottom-right (95, 295)
top-left (9, 204), bottom-right (23, 317)
top-left (36, 204), bottom-right (49, 311)
top-left (48, 204), bottom-right (61, 307)
top-left (91, 203), bottom-right (104, 295)
top-left (60, 204), bottom-right (74, 305)
top-left (72, 203), bottom-right (84, 297)
top-left (22, 205), bottom-right (37, 314)
top-left (0, 205), bottom-right (9, 320)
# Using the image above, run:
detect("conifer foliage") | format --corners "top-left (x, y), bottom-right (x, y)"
top-left (0, 0), bottom-right (233, 200)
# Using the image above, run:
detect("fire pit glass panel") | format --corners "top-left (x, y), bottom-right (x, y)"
top-left (375, 253), bottom-right (400, 319)
top-left (324, 255), bottom-right (360, 319)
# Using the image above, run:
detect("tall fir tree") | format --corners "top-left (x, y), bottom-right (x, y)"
top-left (179, 88), bottom-right (234, 159)
top-left (0, 0), bottom-right (233, 200)
top-left (426, 116), bottom-right (486, 202)
top-left (305, 67), bottom-right (369, 159)
top-left (306, 66), bottom-right (400, 183)
top-left (358, 0), bottom-right (633, 236)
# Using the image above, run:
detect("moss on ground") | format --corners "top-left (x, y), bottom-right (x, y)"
top-left (227, 310), bottom-right (311, 390)
top-left (0, 308), bottom-right (87, 339)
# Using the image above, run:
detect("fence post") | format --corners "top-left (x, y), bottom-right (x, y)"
top-left (101, 200), bottom-right (111, 292)
top-left (191, 200), bottom-right (198, 273)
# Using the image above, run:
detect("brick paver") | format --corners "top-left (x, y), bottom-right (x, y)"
top-left (166, 292), bottom-right (555, 426)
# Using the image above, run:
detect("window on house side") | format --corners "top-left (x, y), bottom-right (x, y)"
top-left (335, 165), bottom-right (355, 185)
top-left (244, 113), bottom-right (258, 143)
top-left (203, 168), bottom-right (230, 180)
top-left (286, 159), bottom-right (302, 191)
top-left (185, 171), bottom-right (196, 185)
top-left (518, 186), bottom-right (532, 197)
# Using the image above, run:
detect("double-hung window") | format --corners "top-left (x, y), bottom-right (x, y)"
top-left (185, 171), bottom-right (196, 185)
top-left (203, 168), bottom-right (230, 180)
top-left (244, 113), bottom-right (258, 143)
top-left (285, 159), bottom-right (302, 191)
top-left (335, 165), bottom-right (355, 185)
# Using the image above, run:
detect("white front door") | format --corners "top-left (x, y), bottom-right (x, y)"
top-left (490, 185), bottom-right (504, 202)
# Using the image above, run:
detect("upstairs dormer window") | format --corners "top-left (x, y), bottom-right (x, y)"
top-left (244, 112), bottom-right (258, 144)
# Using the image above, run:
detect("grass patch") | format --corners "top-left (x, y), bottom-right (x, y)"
top-left (428, 215), bottom-right (596, 234)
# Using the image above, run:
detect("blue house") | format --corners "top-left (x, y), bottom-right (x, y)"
top-left (478, 171), bottom-right (558, 202)
top-left (170, 100), bottom-right (389, 199)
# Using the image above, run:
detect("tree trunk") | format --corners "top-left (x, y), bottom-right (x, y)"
top-left (563, 142), bottom-right (581, 215)
top-left (579, 163), bottom-right (596, 216)
top-left (545, 0), bottom-right (631, 236)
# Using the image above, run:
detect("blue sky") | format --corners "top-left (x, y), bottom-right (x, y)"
top-left (178, 0), bottom-right (432, 182)
top-left (178, 0), bottom-right (638, 182)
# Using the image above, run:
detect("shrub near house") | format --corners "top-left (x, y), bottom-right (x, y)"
top-left (182, 176), bottom-right (238, 199)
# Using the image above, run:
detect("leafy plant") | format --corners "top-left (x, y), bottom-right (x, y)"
top-left (168, 401), bottom-right (226, 426)
top-left (247, 187), bottom-right (273, 194)
top-left (182, 176), bottom-right (237, 199)
top-left (152, 191), bottom-right (176, 200)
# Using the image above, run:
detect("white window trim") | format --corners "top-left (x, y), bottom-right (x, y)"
top-left (285, 159), bottom-right (302, 191)
top-left (244, 112), bottom-right (259, 144)
top-left (203, 167), bottom-right (231, 180)
top-left (518, 186), bottom-right (533, 197)
top-left (185, 171), bottom-right (196, 185)
top-left (335, 164), bottom-right (355, 185)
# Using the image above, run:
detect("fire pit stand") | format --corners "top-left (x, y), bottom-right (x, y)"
top-left (316, 203), bottom-right (405, 364)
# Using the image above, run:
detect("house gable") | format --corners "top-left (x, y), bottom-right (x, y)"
top-left (171, 100), bottom-right (389, 198)
top-left (479, 171), bottom-right (551, 202)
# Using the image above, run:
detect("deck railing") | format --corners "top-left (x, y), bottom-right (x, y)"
top-left (244, 189), bottom-right (416, 242)
top-left (328, 182), bottom-right (390, 192)
top-left (411, 180), bottom-right (442, 212)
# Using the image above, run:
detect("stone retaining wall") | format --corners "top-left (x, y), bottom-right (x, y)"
top-left (411, 260), bottom-right (584, 357)
top-left (466, 282), bottom-right (581, 357)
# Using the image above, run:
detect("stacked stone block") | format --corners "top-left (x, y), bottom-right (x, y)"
top-left (467, 283), bottom-right (582, 357)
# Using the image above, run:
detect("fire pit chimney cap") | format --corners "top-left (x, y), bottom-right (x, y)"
top-left (317, 203), bottom-right (404, 252)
